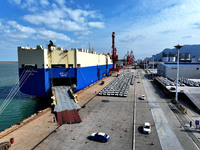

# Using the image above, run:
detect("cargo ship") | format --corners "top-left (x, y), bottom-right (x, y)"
top-left (18, 41), bottom-right (113, 97)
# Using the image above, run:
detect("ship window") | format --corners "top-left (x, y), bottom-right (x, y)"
top-left (68, 64), bottom-right (73, 68)
top-left (197, 68), bottom-right (199, 70)
top-left (102, 73), bottom-right (105, 76)
top-left (51, 64), bottom-right (66, 68)
top-left (77, 64), bottom-right (81, 68)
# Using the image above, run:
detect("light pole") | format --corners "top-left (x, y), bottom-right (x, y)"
top-left (174, 44), bottom-right (183, 103)
top-left (152, 55), bottom-right (155, 79)
top-left (146, 59), bottom-right (148, 70)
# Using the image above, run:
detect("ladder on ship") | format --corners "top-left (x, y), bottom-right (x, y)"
top-left (51, 86), bottom-right (82, 125)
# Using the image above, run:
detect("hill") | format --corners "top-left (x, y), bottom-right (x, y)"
top-left (154, 44), bottom-right (200, 61)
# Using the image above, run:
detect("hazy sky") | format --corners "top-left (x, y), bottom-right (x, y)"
top-left (0, 0), bottom-right (200, 61)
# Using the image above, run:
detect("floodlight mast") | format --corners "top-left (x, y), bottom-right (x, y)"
top-left (152, 55), bottom-right (155, 79)
top-left (174, 44), bottom-right (183, 103)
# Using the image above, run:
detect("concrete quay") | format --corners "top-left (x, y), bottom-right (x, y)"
top-left (0, 69), bottom-right (124, 150)
top-left (33, 68), bottom-right (162, 150)
top-left (2, 68), bottom-right (199, 150)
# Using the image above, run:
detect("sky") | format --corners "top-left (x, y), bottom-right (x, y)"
top-left (0, 0), bottom-right (200, 61)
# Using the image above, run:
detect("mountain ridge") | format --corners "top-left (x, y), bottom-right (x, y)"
top-left (154, 44), bottom-right (200, 61)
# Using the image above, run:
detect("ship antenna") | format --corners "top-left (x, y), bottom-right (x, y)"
top-left (89, 43), bottom-right (91, 53)
top-left (48, 40), bottom-right (54, 87)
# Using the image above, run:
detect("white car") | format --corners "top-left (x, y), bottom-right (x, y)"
top-left (140, 95), bottom-right (146, 100)
top-left (143, 122), bottom-right (151, 134)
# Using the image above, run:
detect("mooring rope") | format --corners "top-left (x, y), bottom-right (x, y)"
top-left (0, 69), bottom-right (34, 115)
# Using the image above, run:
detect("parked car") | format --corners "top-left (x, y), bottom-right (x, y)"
top-left (140, 95), bottom-right (146, 100)
top-left (143, 122), bottom-right (151, 134)
top-left (180, 83), bottom-right (185, 86)
top-left (89, 132), bottom-right (110, 142)
top-left (170, 87), bottom-right (176, 90)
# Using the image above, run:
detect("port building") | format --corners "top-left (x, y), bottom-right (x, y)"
top-left (157, 63), bottom-right (200, 79)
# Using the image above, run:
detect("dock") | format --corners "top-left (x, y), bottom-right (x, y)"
top-left (0, 68), bottom-right (200, 150)
top-left (0, 70), bottom-right (124, 150)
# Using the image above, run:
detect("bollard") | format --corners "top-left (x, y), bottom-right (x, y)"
top-left (10, 138), bottom-right (14, 144)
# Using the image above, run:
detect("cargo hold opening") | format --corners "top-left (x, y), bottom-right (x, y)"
top-left (52, 77), bottom-right (76, 86)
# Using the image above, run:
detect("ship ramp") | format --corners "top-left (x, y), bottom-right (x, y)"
top-left (52, 86), bottom-right (82, 125)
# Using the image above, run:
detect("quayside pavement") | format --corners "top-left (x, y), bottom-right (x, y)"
top-left (0, 70), bottom-right (124, 150)
top-left (1, 68), bottom-right (199, 150)
top-left (140, 69), bottom-right (200, 150)
top-left (33, 68), bottom-right (162, 150)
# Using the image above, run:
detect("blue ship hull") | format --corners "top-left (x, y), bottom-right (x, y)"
top-left (19, 64), bottom-right (113, 97)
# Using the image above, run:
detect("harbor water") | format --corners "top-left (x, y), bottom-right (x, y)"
top-left (0, 63), bottom-right (50, 132)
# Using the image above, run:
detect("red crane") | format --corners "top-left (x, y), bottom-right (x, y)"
top-left (125, 50), bottom-right (135, 66)
top-left (109, 32), bottom-right (119, 72)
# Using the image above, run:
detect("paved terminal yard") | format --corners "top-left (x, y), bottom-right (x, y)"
top-left (35, 69), bottom-right (161, 150)
top-left (0, 68), bottom-right (161, 150)
top-left (1, 68), bottom-right (199, 150)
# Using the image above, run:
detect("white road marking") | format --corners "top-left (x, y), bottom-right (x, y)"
top-left (142, 76), bottom-right (184, 150)
top-left (133, 77), bottom-right (136, 150)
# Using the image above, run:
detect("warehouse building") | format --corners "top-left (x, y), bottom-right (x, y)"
top-left (157, 63), bottom-right (200, 79)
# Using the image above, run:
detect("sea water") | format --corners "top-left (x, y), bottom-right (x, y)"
top-left (0, 63), bottom-right (50, 132)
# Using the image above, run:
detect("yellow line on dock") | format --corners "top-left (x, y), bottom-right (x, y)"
top-left (39, 131), bottom-right (57, 150)
top-left (154, 116), bottom-right (157, 122)
top-left (88, 131), bottom-right (94, 134)
top-left (160, 129), bottom-right (163, 136)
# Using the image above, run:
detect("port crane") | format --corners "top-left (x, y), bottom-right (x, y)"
top-left (109, 32), bottom-right (119, 72)
top-left (124, 50), bottom-right (135, 66)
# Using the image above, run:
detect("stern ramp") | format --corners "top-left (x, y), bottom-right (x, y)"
top-left (52, 86), bottom-right (82, 125)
